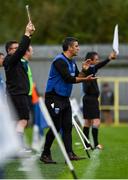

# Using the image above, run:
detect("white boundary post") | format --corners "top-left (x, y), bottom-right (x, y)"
top-left (72, 118), bottom-right (90, 158)
top-left (73, 118), bottom-right (93, 151)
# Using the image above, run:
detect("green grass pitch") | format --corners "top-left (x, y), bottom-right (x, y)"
top-left (4, 125), bottom-right (128, 179)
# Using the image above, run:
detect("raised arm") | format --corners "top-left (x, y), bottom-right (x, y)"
top-left (95, 51), bottom-right (117, 71)
top-left (4, 22), bottom-right (35, 66)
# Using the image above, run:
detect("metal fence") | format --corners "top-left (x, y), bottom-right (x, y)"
top-left (99, 77), bottom-right (128, 125)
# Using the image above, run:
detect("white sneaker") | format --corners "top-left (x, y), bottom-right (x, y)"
top-left (17, 148), bottom-right (32, 158)
top-left (96, 144), bottom-right (103, 150)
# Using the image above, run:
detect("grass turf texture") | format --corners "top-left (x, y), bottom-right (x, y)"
top-left (4, 125), bottom-right (128, 179)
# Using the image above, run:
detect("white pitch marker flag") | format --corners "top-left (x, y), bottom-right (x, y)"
top-left (112, 24), bottom-right (119, 55)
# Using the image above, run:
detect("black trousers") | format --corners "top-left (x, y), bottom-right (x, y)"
top-left (43, 94), bottom-right (72, 155)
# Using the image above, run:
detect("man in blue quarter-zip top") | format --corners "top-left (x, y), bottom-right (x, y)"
top-left (40, 37), bottom-right (97, 164)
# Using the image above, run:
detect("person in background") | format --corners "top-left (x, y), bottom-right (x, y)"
top-left (0, 52), bottom-right (4, 66)
top-left (82, 51), bottom-right (116, 150)
top-left (0, 53), bottom-right (5, 177)
top-left (0, 53), bottom-right (5, 91)
top-left (21, 45), bottom-right (34, 126)
top-left (101, 82), bottom-right (114, 125)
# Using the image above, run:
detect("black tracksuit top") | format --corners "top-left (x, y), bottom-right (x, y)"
top-left (3, 35), bottom-right (31, 95)
top-left (83, 59), bottom-right (110, 97)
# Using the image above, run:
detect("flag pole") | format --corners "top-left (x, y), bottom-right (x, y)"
top-left (72, 118), bottom-right (91, 158)
top-left (25, 5), bottom-right (32, 22)
top-left (73, 118), bottom-right (93, 150)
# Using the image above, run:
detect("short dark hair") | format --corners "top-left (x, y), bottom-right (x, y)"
top-left (62, 37), bottom-right (78, 51)
top-left (0, 52), bottom-right (4, 56)
top-left (85, 52), bottom-right (98, 61)
top-left (5, 40), bottom-right (18, 53)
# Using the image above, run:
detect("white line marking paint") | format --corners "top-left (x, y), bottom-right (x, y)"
top-left (82, 149), bottom-right (101, 179)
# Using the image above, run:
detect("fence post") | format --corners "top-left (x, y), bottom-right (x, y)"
top-left (114, 80), bottom-right (119, 125)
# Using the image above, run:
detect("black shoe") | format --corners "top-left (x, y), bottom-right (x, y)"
top-left (40, 154), bottom-right (57, 164)
top-left (68, 152), bottom-right (86, 161)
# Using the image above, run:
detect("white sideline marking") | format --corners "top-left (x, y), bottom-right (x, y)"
top-left (82, 149), bottom-right (101, 179)
top-left (18, 154), bottom-right (43, 179)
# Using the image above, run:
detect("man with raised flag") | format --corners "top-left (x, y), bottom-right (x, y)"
top-left (81, 25), bottom-right (118, 150)
top-left (82, 51), bottom-right (117, 150)
top-left (3, 21), bottom-right (35, 151)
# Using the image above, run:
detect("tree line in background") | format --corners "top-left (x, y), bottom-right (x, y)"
top-left (0, 0), bottom-right (128, 44)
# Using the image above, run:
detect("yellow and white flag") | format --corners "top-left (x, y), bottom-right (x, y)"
top-left (112, 24), bottom-right (119, 55)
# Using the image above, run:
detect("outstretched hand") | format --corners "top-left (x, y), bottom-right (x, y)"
top-left (25, 21), bottom-right (35, 37)
top-left (108, 51), bottom-right (117, 60)
top-left (82, 59), bottom-right (92, 71)
top-left (85, 74), bottom-right (98, 81)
